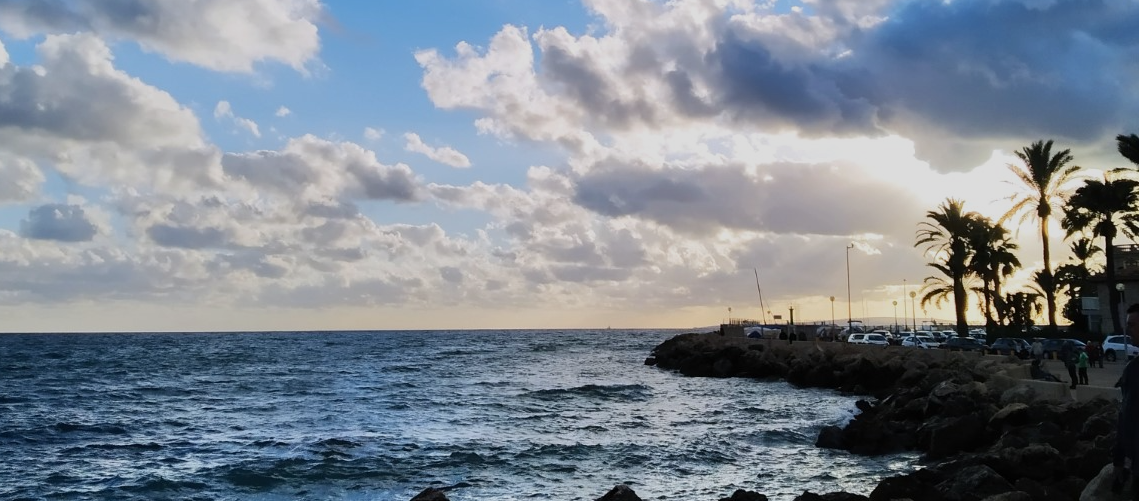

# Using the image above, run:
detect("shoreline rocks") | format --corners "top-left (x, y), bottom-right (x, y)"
top-left (413, 332), bottom-right (1126, 500)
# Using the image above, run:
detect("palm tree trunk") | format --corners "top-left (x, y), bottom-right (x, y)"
top-left (953, 276), bottom-right (969, 337)
top-left (1042, 221), bottom-right (1057, 328)
top-left (1106, 233), bottom-right (1122, 335)
top-left (982, 276), bottom-right (994, 326)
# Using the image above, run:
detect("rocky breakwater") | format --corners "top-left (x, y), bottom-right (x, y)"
top-left (645, 332), bottom-right (1124, 501)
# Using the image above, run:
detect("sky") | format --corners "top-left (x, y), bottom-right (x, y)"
top-left (1, 0), bottom-right (1138, 333)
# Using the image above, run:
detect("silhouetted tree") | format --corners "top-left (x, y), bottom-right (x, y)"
top-left (916, 199), bottom-right (981, 337)
top-left (967, 217), bottom-right (1020, 329)
top-left (1062, 173), bottom-right (1139, 334)
top-left (1001, 139), bottom-right (1081, 329)
top-left (1118, 133), bottom-right (1139, 167)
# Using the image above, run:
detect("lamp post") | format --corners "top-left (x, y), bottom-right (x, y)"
top-left (846, 243), bottom-right (854, 337)
top-left (829, 293), bottom-right (838, 327)
top-left (1117, 283), bottom-right (1126, 335)
top-left (893, 300), bottom-right (898, 333)
top-left (902, 279), bottom-right (908, 331)
top-left (909, 291), bottom-right (917, 331)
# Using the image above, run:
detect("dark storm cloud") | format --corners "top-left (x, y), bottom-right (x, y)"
top-left (858, 0), bottom-right (1134, 141)
top-left (19, 204), bottom-right (97, 242)
top-left (707, 31), bottom-right (877, 134)
top-left (572, 159), bottom-right (922, 237)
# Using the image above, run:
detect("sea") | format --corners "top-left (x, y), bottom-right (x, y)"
top-left (0, 329), bottom-right (919, 501)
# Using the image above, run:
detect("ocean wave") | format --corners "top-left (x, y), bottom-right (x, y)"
top-left (52, 422), bottom-right (129, 435)
top-left (524, 383), bottom-right (653, 402)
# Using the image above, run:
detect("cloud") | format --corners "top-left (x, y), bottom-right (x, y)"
top-left (363, 127), bottom-right (384, 141)
top-left (19, 204), bottom-right (99, 242)
top-left (0, 0), bottom-right (326, 73)
top-left (0, 33), bottom-right (221, 192)
top-left (275, 106), bottom-right (291, 117)
top-left (417, 0), bottom-right (1139, 171)
top-left (222, 135), bottom-right (422, 202)
top-left (0, 156), bottom-right (44, 203)
top-left (403, 132), bottom-right (471, 168)
top-left (214, 101), bottom-right (261, 138)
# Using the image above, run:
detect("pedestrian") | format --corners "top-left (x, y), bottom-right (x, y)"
top-left (1061, 341), bottom-right (1078, 390)
top-left (1096, 340), bottom-right (1106, 368)
top-left (1113, 303), bottom-right (1139, 494)
top-left (1077, 348), bottom-right (1089, 385)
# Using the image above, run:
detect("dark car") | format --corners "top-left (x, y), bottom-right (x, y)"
top-left (943, 336), bottom-right (987, 352)
top-left (1040, 338), bottom-right (1086, 359)
top-left (989, 338), bottom-right (1031, 358)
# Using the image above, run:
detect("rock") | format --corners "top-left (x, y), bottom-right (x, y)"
top-left (644, 357), bottom-right (656, 365)
top-left (998, 384), bottom-right (1036, 406)
top-left (816, 425), bottom-right (845, 449)
top-left (597, 484), bottom-right (642, 501)
top-left (979, 492), bottom-right (1032, 501)
top-left (1080, 464), bottom-right (1132, 500)
top-left (923, 414), bottom-right (986, 459)
top-left (986, 444), bottom-right (1065, 482)
top-left (410, 488), bottom-right (449, 501)
top-left (935, 464), bottom-right (1014, 501)
top-left (988, 403), bottom-right (1030, 431)
top-left (719, 489), bottom-right (769, 501)
top-left (793, 492), bottom-right (869, 501)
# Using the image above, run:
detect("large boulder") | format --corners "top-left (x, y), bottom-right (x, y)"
top-left (410, 488), bottom-right (449, 501)
top-left (719, 490), bottom-right (769, 501)
top-left (597, 484), bottom-right (642, 501)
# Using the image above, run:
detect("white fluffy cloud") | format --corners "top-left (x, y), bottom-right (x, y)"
top-left (0, 0), bottom-right (325, 73)
top-left (214, 101), bottom-right (261, 138)
top-left (0, 33), bottom-right (221, 192)
top-left (403, 132), bottom-right (472, 168)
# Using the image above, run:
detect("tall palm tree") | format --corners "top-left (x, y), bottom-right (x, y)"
top-left (1001, 139), bottom-right (1081, 329)
top-left (967, 217), bottom-right (1020, 328)
top-left (1118, 133), bottom-right (1139, 166)
top-left (916, 198), bottom-right (979, 337)
top-left (1062, 174), bottom-right (1139, 334)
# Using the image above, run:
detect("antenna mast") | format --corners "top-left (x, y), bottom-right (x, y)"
top-left (754, 268), bottom-right (768, 325)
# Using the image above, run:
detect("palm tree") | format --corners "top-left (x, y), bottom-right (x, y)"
top-left (1062, 174), bottom-right (1139, 334)
top-left (1118, 133), bottom-right (1139, 166)
top-left (1001, 139), bottom-right (1081, 330)
top-left (916, 198), bottom-right (980, 337)
top-left (1055, 238), bottom-right (1102, 329)
top-left (967, 217), bottom-right (1020, 328)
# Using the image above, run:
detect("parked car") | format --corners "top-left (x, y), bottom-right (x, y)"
top-left (901, 336), bottom-right (932, 349)
top-left (1040, 338), bottom-right (1087, 359)
top-left (1103, 335), bottom-right (1139, 362)
top-left (915, 335), bottom-right (940, 349)
top-left (989, 338), bottom-right (1030, 358)
top-left (847, 333), bottom-right (889, 346)
top-left (943, 336), bottom-right (987, 352)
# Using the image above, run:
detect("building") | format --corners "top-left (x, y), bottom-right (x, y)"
top-left (1088, 244), bottom-right (1139, 335)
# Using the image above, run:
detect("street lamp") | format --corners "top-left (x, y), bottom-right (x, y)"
top-left (1117, 283), bottom-right (1126, 335)
top-left (829, 296), bottom-right (836, 327)
top-left (902, 279), bottom-right (908, 331)
top-left (893, 300), bottom-right (898, 333)
top-left (846, 243), bottom-right (854, 337)
top-left (909, 291), bottom-right (917, 331)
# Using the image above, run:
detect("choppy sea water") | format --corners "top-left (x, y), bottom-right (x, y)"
top-left (0, 330), bottom-right (918, 500)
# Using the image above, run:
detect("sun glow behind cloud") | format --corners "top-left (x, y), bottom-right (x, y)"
top-left (0, 0), bottom-right (1136, 332)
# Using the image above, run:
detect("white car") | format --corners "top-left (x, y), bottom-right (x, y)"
top-left (848, 333), bottom-right (889, 346)
top-left (1103, 335), bottom-right (1139, 362)
top-left (901, 336), bottom-right (931, 349)
top-left (916, 335), bottom-right (940, 349)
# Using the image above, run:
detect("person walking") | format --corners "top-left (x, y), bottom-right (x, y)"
top-left (1061, 341), bottom-right (1078, 390)
top-left (1113, 303), bottom-right (1139, 495)
top-left (1077, 349), bottom-right (1089, 385)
